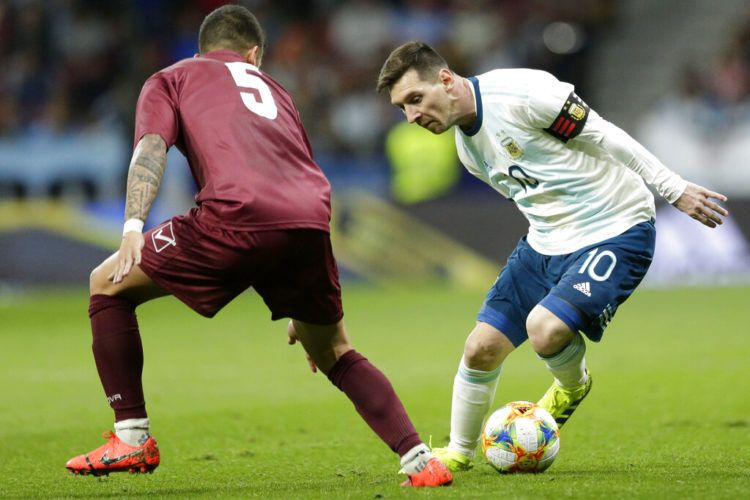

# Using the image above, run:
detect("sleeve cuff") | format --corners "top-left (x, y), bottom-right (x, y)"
top-left (662, 177), bottom-right (688, 204)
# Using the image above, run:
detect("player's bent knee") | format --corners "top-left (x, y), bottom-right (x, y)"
top-left (463, 337), bottom-right (494, 366)
top-left (526, 306), bottom-right (573, 356)
top-left (89, 263), bottom-right (110, 296)
top-left (463, 325), bottom-right (513, 371)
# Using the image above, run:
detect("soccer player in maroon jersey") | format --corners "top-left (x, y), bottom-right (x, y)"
top-left (64, 5), bottom-right (451, 487)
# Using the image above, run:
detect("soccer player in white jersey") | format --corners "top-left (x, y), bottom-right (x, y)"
top-left (376, 41), bottom-right (729, 472)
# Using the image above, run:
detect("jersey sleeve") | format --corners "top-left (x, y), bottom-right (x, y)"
top-left (134, 73), bottom-right (179, 149)
top-left (535, 78), bottom-right (688, 202)
top-left (593, 118), bottom-right (688, 203)
top-left (526, 72), bottom-right (591, 143)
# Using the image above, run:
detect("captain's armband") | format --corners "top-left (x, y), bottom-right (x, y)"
top-left (543, 91), bottom-right (590, 143)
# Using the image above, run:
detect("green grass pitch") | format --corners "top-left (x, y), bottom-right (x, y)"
top-left (1, 284), bottom-right (748, 498)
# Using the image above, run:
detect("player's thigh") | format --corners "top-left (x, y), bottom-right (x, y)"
top-left (477, 238), bottom-right (553, 349)
top-left (546, 220), bottom-right (655, 342)
top-left (253, 229), bottom-right (344, 326)
top-left (90, 251), bottom-right (168, 304)
top-left (137, 215), bottom-right (253, 317)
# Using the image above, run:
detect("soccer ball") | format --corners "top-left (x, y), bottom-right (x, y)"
top-left (481, 401), bottom-right (560, 473)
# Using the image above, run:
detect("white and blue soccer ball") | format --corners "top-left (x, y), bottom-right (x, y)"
top-left (481, 401), bottom-right (560, 473)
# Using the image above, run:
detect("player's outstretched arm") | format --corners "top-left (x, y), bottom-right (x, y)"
top-left (583, 117), bottom-right (729, 228)
top-left (672, 182), bottom-right (729, 228)
top-left (110, 133), bottom-right (167, 283)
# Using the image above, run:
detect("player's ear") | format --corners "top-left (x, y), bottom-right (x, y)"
top-left (439, 68), bottom-right (454, 90)
top-left (246, 45), bottom-right (262, 67)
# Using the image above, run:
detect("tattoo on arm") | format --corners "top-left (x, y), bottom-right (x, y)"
top-left (124, 134), bottom-right (167, 223)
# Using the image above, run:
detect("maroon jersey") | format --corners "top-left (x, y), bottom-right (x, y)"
top-left (134, 50), bottom-right (331, 232)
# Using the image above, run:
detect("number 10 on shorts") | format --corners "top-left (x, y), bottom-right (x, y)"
top-left (578, 248), bottom-right (617, 282)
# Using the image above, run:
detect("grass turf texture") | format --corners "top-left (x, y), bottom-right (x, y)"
top-left (1, 285), bottom-right (748, 498)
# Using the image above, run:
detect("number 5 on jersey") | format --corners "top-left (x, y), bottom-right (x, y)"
top-left (225, 62), bottom-right (278, 119)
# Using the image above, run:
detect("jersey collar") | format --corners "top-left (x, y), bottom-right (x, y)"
top-left (461, 76), bottom-right (483, 136)
top-left (201, 50), bottom-right (247, 63)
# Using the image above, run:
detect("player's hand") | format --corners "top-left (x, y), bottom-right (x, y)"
top-left (672, 182), bottom-right (729, 228)
top-left (109, 231), bottom-right (145, 284)
top-left (287, 320), bottom-right (318, 373)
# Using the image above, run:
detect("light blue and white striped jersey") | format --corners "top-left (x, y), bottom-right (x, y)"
top-left (455, 69), bottom-right (685, 255)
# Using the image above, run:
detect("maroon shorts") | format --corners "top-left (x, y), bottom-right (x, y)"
top-left (138, 209), bottom-right (343, 324)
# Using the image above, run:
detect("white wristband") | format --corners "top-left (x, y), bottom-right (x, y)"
top-left (123, 218), bottom-right (144, 235)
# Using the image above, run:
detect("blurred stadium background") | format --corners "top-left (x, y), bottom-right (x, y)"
top-left (2, 0), bottom-right (750, 290)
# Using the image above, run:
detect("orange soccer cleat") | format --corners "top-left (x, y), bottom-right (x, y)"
top-left (66, 431), bottom-right (160, 476)
top-left (401, 458), bottom-right (453, 487)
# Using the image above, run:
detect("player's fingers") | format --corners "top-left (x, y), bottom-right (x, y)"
top-left (117, 260), bottom-right (129, 283)
top-left (306, 354), bottom-right (317, 373)
top-left (703, 209), bottom-right (723, 226)
top-left (697, 203), bottom-right (724, 225)
top-left (114, 253), bottom-right (131, 283)
top-left (110, 256), bottom-right (120, 283)
top-left (121, 257), bottom-right (133, 278)
top-left (695, 211), bottom-right (717, 228)
top-left (703, 189), bottom-right (727, 202)
top-left (287, 320), bottom-right (298, 345)
top-left (702, 218), bottom-right (717, 228)
top-left (704, 199), bottom-right (729, 217)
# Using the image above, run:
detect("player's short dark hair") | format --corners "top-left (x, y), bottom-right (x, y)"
top-left (198, 5), bottom-right (266, 54)
top-left (376, 41), bottom-right (448, 94)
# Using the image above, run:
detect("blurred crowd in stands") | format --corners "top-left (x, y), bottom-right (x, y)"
top-left (0, 0), bottom-right (613, 199)
top-left (637, 15), bottom-right (750, 197)
top-left (2, 0), bottom-right (749, 201)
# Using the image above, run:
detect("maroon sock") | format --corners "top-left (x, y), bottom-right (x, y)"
top-left (327, 350), bottom-right (422, 457)
top-left (89, 294), bottom-right (147, 421)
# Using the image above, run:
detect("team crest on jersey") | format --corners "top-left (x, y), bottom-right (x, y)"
top-left (498, 135), bottom-right (524, 159)
top-left (151, 221), bottom-right (177, 253)
top-left (569, 102), bottom-right (586, 121)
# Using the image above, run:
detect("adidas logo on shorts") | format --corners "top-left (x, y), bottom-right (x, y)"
top-left (573, 282), bottom-right (591, 297)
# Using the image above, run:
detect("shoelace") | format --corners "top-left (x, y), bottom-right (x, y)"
top-left (102, 431), bottom-right (118, 442)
